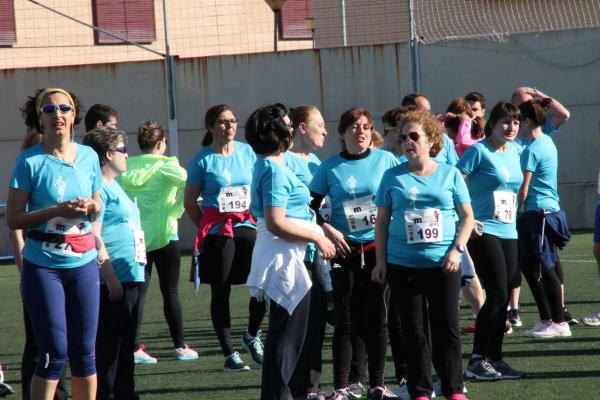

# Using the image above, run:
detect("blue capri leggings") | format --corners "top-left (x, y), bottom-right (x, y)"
top-left (21, 259), bottom-right (100, 380)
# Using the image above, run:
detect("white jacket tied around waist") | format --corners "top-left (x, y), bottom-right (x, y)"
top-left (247, 217), bottom-right (330, 315)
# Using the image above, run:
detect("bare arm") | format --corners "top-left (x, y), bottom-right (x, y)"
top-left (183, 184), bottom-right (203, 229)
top-left (371, 206), bottom-right (391, 283)
top-left (442, 202), bottom-right (475, 272)
top-left (519, 170), bottom-right (533, 210)
top-left (92, 221), bottom-right (123, 302)
top-left (532, 88), bottom-right (570, 128)
top-left (264, 206), bottom-right (335, 259)
top-left (9, 230), bottom-right (24, 273)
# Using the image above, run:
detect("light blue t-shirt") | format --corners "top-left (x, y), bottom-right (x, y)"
top-left (374, 162), bottom-right (471, 268)
top-left (10, 143), bottom-right (102, 268)
top-left (521, 134), bottom-right (560, 212)
top-left (399, 133), bottom-right (459, 166)
top-left (251, 157), bottom-right (312, 221)
top-left (309, 148), bottom-right (400, 243)
top-left (186, 141), bottom-right (256, 209)
top-left (98, 179), bottom-right (145, 283)
top-left (542, 111), bottom-right (560, 136)
top-left (457, 140), bottom-right (523, 239)
top-left (285, 152), bottom-right (321, 187)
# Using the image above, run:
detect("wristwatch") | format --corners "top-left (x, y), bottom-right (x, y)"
top-left (454, 243), bottom-right (466, 253)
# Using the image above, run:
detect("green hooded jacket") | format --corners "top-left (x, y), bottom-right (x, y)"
top-left (117, 154), bottom-right (187, 252)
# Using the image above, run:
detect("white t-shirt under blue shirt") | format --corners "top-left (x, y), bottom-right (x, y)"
top-left (10, 143), bottom-right (102, 268)
top-left (309, 148), bottom-right (400, 243)
top-left (98, 179), bottom-right (146, 283)
top-left (251, 157), bottom-right (312, 221)
top-left (374, 162), bottom-right (471, 268)
top-left (520, 134), bottom-right (560, 212)
top-left (457, 140), bottom-right (523, 239)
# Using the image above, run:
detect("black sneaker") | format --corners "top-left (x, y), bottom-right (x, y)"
top-left (563, 307), bottom-right (579, 326)
top-left (465, 359), bottom-right (501, 381)
top-left (489, 359), bottom-right (525, 380)
top-left (507, 309), bottom-right (522, 327)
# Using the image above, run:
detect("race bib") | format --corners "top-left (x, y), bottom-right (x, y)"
top-left (343, 195), bottom-right (377, 232)
top-left (42, 217), bottom-right (88, 257)
top-left (133, 229), bottom-right (147, 264)
top-left (404, 208), bottom-right (443, 244)
top-left (218, 185), bottom-right (250, 212)
top-left (493, 191), bottom-right (517, 223)
top-left (319, 195), bottom-right (332, 223)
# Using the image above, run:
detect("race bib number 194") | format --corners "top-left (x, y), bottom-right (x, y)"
top-left (218, 185), bottom-right (250, 213)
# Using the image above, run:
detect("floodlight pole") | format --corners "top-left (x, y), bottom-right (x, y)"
top-left (409, 0), bottom-right (421, 93)
top-left (162, 0), bottom-right (179, 157)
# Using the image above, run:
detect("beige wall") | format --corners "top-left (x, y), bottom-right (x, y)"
top-left (1, 0), bottom-right (311, 70)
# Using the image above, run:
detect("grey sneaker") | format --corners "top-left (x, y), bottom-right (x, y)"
top-left (465, 359), bottom-right (501, 381)
top-left (241, 330), bottom-right (264, 365)
top-left (489, 359), bottom-right (525, 379)
top-left (224, 351), bottom-right (250, 372)
top-left (347, 382), bottom-right (366, 399)
top-left (366, 386), bottom-right (398, 399)
top-left (327, 389), bottom-right (349, 400)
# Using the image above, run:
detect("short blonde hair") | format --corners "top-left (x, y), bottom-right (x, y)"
top-left (398, 109), bottom-right (443, 157)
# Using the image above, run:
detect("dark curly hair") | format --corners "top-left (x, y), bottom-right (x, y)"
top-left (245, 103), bottom-right (291, 155)
top-left (398, 109), bottom-right (444, 157)
top-left (21, 88), bottom-right (83, 131)
top-left (137, 120), bottom-right (167, 150)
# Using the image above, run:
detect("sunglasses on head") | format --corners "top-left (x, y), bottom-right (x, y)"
top-left (113, 146), bottom-right (127, 154)
top-left (40, 104), bottom-right (74, 114)
top-left (399, 131), bottom-right (422, 143)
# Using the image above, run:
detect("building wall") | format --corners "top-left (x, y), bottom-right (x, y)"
top-left (1, 28), bottom-right (598, 251)
top-left (1, 0), bottom-right (312, 70)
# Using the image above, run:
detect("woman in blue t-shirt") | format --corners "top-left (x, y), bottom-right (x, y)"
top-left (372, 109), bottom-right (474, 400)
top-left (517, 98), bottom-right (572, 339)
top-left (456, 101), bottom-right (525, 381)
top-left (184, 104), bottom-right (265, 372)
top-left (309, 107), bottom-right (399, 399)
top-left (244, 103), bottom-right (335, 400)
top-left (83, 127), bottom-right (146, 400)
top-left (7, 88), bottom-right (102, 400)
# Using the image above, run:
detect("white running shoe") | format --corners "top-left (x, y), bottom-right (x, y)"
top-left (582, 310), bottom-right (600, 326)
top-left (134, 344), bottom-right (157, 364)
top-left (524, 320), bottom-right (551, 337)
top-left (530, 321), bottom-right (572, 338)
top-left (174, 345), bottom-right (199, 361)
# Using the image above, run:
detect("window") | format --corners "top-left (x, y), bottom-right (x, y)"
top-left (0, 0), bottom-right (16, 46)
top-left (93, 0), bottom-right (156, 44)
top-left (279, 0), bottom-right (313, 40)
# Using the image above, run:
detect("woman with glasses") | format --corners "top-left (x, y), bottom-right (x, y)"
top-left (118, 121), bottom-right (197, 363)
top-left (245, 103), bottom-right (335, 400)
top-left (83, 127), bottom-right (145, 400)
top-left (8, 88), bottom-right (101, 400)
top-left (184, 104), bottom-right (266, 372)
top-left (457, 102), bottom-right (525, 380)
top-left (309, 107), bottom-right (400, 400)
top-left (372, 109), bottom-right (474, 400)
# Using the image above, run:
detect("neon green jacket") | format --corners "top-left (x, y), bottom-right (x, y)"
top-left (117, 154), bottom-right (187, 252)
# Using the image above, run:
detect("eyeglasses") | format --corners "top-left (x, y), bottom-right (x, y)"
top-left (399, 131), bottom-right (423, 142)
top-left (40, 104), bottom-right (74, 114)
top-left (216, 118), bottom-right (239, 126)
top-left (350, 123), bottom-right (372, 131)
top-left (113, 146), bottom-right (127, 154)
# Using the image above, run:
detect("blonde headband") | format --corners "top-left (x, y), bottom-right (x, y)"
top-left (35, 88), bottom-right (77, 120)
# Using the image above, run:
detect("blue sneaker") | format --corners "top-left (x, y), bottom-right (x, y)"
top-left (224, 351), bottom-right (250, 372)
top-left (241, 330), bottom-right (264, 365)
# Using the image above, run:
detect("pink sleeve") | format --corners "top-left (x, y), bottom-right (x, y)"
top-left (455, 119), bottom-right (478, 157)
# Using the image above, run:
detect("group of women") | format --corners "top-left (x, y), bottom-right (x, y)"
top-left (6, 86), bottom-right (572, 400)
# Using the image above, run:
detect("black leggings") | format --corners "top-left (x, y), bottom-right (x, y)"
top-left (468, 234), bottom-right (518, 360)
top-left (135, 240), bottom-right (186, 348)
top-left (200, 227), bottom-right (266, 356)
top-left (520, 257), bottom-right (564, 322)
top-left (330, 247), bottom-right (388, 389)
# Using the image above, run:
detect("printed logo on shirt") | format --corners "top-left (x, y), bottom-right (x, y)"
top-left (501, 165), bottom-right (511, 184)
top-left (223, 169), bottom-right (232, 186)
top-left (56, 176), bottom-right (67, 202)
top-left (346, 175), bottom-right (357, 195)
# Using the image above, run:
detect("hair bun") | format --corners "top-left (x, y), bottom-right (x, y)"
top-left (541, 97), bottom-right (553, 108)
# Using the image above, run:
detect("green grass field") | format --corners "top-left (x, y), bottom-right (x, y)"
top-left (2, 232), bottom-right (600, 399)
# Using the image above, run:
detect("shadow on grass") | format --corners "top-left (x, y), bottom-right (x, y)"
top-left (137, 383), bottom-right (260, 394)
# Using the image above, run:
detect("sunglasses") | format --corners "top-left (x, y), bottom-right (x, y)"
top-left (113, 146), bottom-right (127, 154)
top-left (40, 104), bottom-right (74, 114)
top-left (399, 131), bottom-right (422, 142)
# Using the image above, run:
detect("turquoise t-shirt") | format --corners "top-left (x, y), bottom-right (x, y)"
top-left (98, 180), bottom-right (145, 283)
top-left (251, 157), bottom-right (312, 221)
top-left (285, 152), bottom-right (321, 187)
top-left (457, 140), bottom-right (523, 239)
top-left (309, 148), bottom-right (400, 243)
top-left (10, 143), bottom-right (102, 268)
top-left (521, 134), bottom-right (560, 212)
top-left (399, 133), bottom-right (459, 166)
top-left (374, 162), bottom-right (471, 268)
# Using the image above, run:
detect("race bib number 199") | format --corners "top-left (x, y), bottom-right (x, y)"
top-left (343, 195), bottom-right (377, 232)
top-left (404, 208), bottom-right (443, 244)
top-left (218, 185), bottom-right (250, 213)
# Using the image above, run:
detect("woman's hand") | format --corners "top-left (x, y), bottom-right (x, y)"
top-left (371, 262), bottom-right (387, 284)
top-left (315, 235), bottom-right (336, 260)
top-left (323, 224), bottom-right (351, 258)
top-left (472, 220), bottom-right (484, 237)
top-left (442, 248), bottom-right (461, 272)
top-left (106, 277), bottom-right (123, 302)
